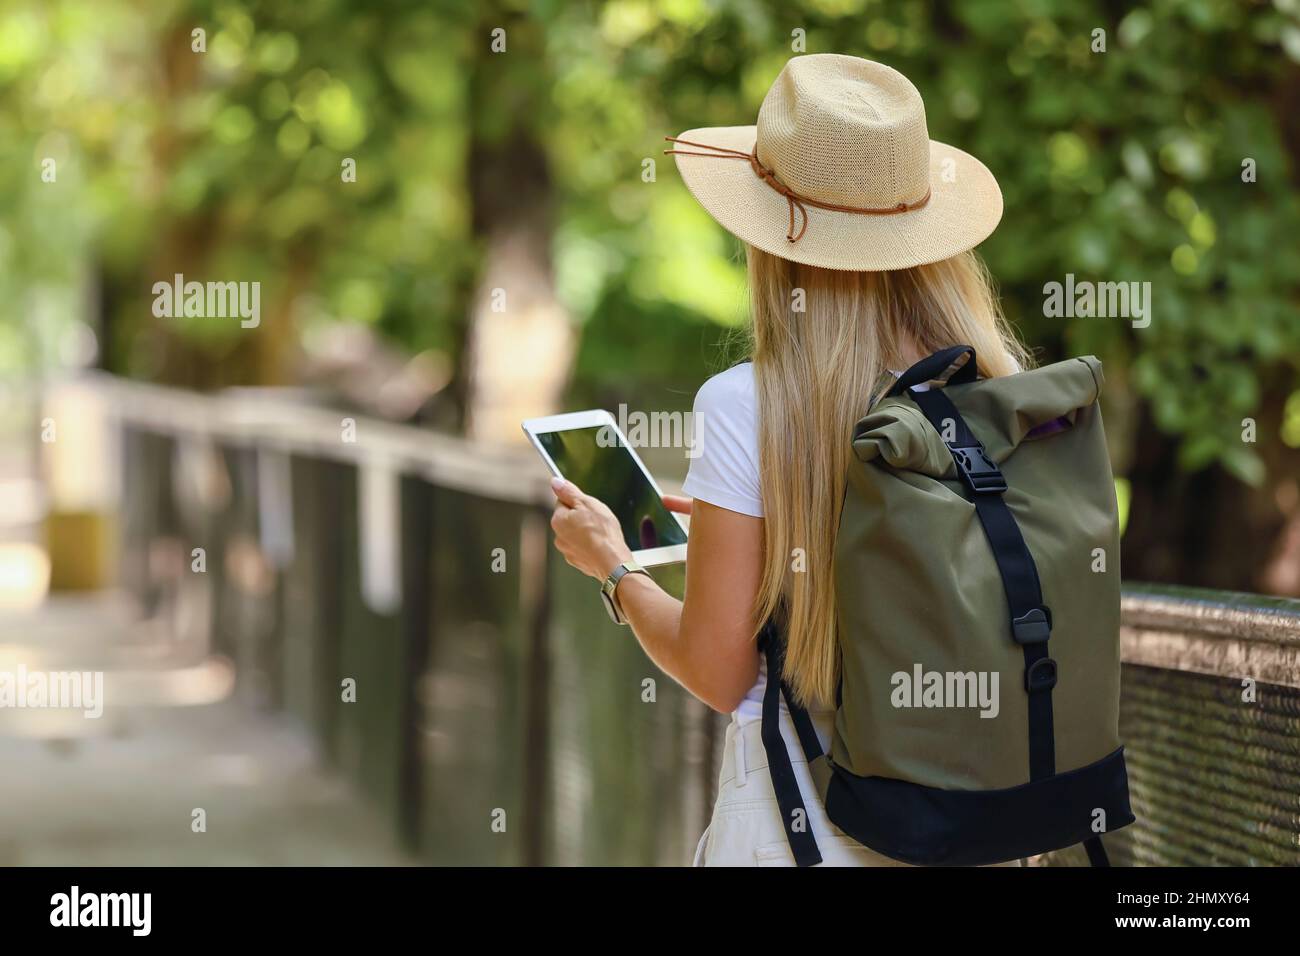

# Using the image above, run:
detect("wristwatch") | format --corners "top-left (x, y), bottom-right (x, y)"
top-left (600, 560), bottom-right (650, 625)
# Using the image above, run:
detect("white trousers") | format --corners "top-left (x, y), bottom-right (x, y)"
top-left (693, 710), bottom-right (1022, 867)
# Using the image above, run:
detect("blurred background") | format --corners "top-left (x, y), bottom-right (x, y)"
top-left (1, 0), bottom-right (1299, 866)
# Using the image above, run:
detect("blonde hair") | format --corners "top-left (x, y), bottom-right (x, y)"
top-left (744, 246), bottom-right (1031, 707)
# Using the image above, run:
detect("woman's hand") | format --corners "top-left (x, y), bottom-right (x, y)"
top-left (549, 480), bottom-right (761, 713)
top-left (662, 494), bottom-right (693, 515)
top-left (549, 477), bottom-right (634, 580)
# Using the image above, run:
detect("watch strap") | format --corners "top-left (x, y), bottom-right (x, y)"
top-left (602, 561), bottom-right (648, 624)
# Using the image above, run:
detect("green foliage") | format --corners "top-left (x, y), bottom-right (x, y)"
top-left (547, 0), bottom-right (1300, 484)
top-left (0, 0), bottom-right (481, 376)
top-left (2, 0), bottom-right (1298, 481)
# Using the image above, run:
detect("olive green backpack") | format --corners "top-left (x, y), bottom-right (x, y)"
top-left (760, 345), bottom-right (1135, 866)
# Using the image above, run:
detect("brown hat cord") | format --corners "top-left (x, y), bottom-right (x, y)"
top-left (664, 135), bottom-right (932, 243)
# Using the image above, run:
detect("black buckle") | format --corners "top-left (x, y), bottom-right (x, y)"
top-left (949, 443), bottom-right (1007, 495)
top-left (1025, 657), bottom-right (1058, 693)
top-left (1011, 607), bottom-right (1052, 644)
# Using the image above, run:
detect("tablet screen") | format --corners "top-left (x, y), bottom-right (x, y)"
top-left (537, 427), bottom-right (687, 552)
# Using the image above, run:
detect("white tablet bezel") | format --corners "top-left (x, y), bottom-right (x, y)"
top-left (522, 409), bottom-right (688, 567)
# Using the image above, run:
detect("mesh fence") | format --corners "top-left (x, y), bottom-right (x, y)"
top-left (1041, 664), bottom-right (1300, 866)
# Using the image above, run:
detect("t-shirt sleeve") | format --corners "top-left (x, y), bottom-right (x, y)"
top-left (682, 365), bottom-right (764, 518)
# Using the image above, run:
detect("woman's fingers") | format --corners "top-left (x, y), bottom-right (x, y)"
top-left (550, 476), bottom-right (584, 507)
top-left (662, 494), bottom-right (694, 515)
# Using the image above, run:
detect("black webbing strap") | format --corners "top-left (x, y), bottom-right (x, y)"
top-left (758, 624), bottom-right (822, 866)
top-left (784, 680), bottom-right (835, 802)
top-left (1084, 835), bottom-right (1111, 867)
top-left (906, 385), bottom-right (1058, 783)
top-left (887, 345), bottom-right (978, 396)
top-left (782, 682), bottom-right (825, 765)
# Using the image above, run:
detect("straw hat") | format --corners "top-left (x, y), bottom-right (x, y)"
top-left (667, 54), bottom-right (1002, 272)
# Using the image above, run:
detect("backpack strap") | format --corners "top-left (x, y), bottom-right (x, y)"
top-left (757, 623), bottom-right (823, 866)
top-left (1083, 835), bottom-right (1111, 866)
top-left (887, 345), bottom-right (978, 396)
top-left (899, 348), bottom-right (1058, 784)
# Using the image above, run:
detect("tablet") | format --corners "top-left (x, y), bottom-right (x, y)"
top-left (522, 410), bottom-right (688, 566)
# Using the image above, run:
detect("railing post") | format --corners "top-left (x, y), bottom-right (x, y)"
top-left (519, 505), bottom-right (552, 866)
top-left (397, 475), bottom-right (434, 850)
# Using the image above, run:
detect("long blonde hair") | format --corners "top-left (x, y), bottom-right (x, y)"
top-left (745, 245), bottom-right (1031, 707)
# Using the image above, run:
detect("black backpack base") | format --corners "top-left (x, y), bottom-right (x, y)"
top-left (826, 749), bottom-right (1133, 868)
top-left (822, 743), bottom-right (1133, 867)
top-left (760, 632), bottom-right (1133, 867)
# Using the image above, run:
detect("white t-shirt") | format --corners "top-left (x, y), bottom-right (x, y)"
top-left (681, 361), bottom-right (924, 736)
top-left (683, 363), bottom-right (765, 519)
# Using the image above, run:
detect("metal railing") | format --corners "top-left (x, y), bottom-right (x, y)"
top-left (1105, 584), bottom-right (1300, 866)
top-left (37, 375), bottom-right (1300, 865)
top-left (78, 374), bottom-right (708, 866)
top-left (1121, 583), bottom-right (1300, 690)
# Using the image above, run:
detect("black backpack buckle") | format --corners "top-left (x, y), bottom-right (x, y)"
top-left (1012, 607), bottom-right (1052, 644)
top-left (949, 443), bottom-right (1007, 495)
top-left (1025, 657), bottom-right (1058, 693)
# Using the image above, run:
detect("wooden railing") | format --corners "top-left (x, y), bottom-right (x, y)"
top-left (37, 376), bottom-right (1300, 865)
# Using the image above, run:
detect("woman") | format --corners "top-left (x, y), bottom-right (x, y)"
top-left (548, 54), bottom-right (1029, 865)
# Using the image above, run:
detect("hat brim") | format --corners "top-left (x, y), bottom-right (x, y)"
top-left (671, 125), bottom-right (1003, 272)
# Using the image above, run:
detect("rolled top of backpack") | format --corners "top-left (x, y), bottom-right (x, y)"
top-left (852, 355), bottom-right (1103, 476)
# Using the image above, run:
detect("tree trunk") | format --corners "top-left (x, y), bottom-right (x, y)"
top-left (1122, 392), bottom-right (1300, 598)
top-left (458, 9), bottom-right (573, 444)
